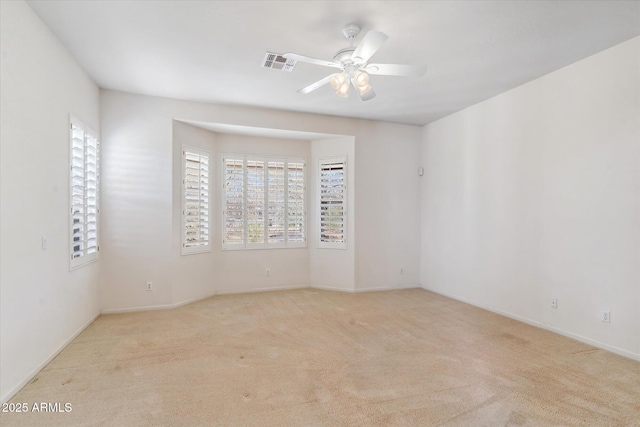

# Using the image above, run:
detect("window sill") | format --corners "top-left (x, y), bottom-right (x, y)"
top-left (70, 256), bottom-right (99, 271)
top-left (222, 244), bottom-right (307, 251)
top-left (181, 247), bottom-right (212, 256)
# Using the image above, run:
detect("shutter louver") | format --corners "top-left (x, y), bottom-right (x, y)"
top-left (69, 116), bottom-right (100, 269)
top-left (319, 158), bottom-right (346, 247)
top-left (182, 148), bottom-right (210, 254)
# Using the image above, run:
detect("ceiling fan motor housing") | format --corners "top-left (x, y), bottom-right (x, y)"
top-left (333, 47), bottom-right (356, 64)
top-left (342, 24), bottom-right (360, 40)
top-left (335, 24), bottom-right (365, 68)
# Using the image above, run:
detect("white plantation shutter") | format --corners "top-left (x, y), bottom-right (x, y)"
top-left (246, 159), bottom-right (265, 245)
top-left (268, 161), bottom-right (285, 244)
top-left (319, 157), bottom-right (346, 249)
top-left (286, 161), bottom-right (305, 244)
top-left (70, 116), bottom-right (100, 269)
top-left (223, 154), bottom-right (306, 249)
top-left (70, 124), bottom-right (85, 259)
top-left (224, 157), bottom-right (244, 246)
top-left (85, 133), bottom-right (99, 255)
top-left (182, 147), bottom-right (210, 254)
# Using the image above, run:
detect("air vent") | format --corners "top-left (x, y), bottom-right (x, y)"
top-left (262, 52), bottom-right (296, 72)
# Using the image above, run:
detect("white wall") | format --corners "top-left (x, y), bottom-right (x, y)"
top-left (0, 0), bottom-right (101, 402)
top-left (420, 37), bottom-right (640, 360)
top-left (354, 123), bottom-right (422, 290)
top-left (100, 91), bottom-right (422, 311)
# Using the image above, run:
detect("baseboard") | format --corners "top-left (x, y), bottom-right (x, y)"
top-left (1, 311), bottom-right (101, 404)
top-left (101, 284), bottom-right (310, 314)
top-left (102, 284), bottom-right (421, 313)
top-left (353, 284), bottom-right (421, 293)
top-left (310, 284), bottom-right (421, 293)
top-left (310, 285), bottom-right (355, 292)
top-left (214, 284), bottom-right (309, 296)
top-left (101, 303), bottom-right (177, 314)
top-left (422, 286), bottom-right (640, 362)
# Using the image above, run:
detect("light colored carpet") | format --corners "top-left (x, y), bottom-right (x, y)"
top-left (2, 288), bottom-right (639, 426)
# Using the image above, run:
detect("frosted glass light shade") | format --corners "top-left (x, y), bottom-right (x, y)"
top-left (337, 81), bottom-right (350, 97)
top-left (330, 73), bottom-right (348, 90)
top-left (354, 70), bottom-right (369, 87)
top-left (358, 83), bottom-right (372, 96)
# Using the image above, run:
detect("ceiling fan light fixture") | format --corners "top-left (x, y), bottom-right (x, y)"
top-left (354, 70), bottom-right (369, 87)
top-left (337, 81), bottom-right (350, 97)
top-left (358, 83), bottom-right (372, 96)
top-left (330, 73), bottom-right (348, 90)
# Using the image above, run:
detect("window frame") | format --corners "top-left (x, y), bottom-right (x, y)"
top-left (69, 115), bottom-right (100, 270)
top-left (318, 156), bottom-right (347, 250)
top-left (181, 145), bottom-right (211, 255)
top-left (222, 153), bottom-right (307, 251)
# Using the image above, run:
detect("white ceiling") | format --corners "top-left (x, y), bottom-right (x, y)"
top-left (27, 1), bottom-right (640, 126)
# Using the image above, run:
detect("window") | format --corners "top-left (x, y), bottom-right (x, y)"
top-left (318, 157), bottom-right (347, 249)
top-left (182, 147), bottom-right (210, 254)
top-left (69, 116), bottom-right (100, 269)
top-left (223, 154), bottom-right (306, 249)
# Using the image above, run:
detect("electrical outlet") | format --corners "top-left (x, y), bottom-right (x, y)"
top-left (146, 282), bottom-right (153, 291)
top-left (601, 311), bottom-right (610, 323)
top-left (41, 236), bottom-right (47, 251)
top-left (265, 268), bottom-right (270, 277)
top-left (551, 298), bottom-right (558, 309)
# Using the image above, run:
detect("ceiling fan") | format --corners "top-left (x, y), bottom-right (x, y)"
top-left (283, 24), bottom-right (426, 101)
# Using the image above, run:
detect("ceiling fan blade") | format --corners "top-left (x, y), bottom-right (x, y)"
top-left (351, 30), bottom-right (388, 63)
top-left (350, 78), bottom-right (376, 101)
top-left (298, 73), bottom-right (339, 94)
top-left (365, 63), bottom-right (427, 77)
top-left (283, 53), bottom-right (342, 69)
